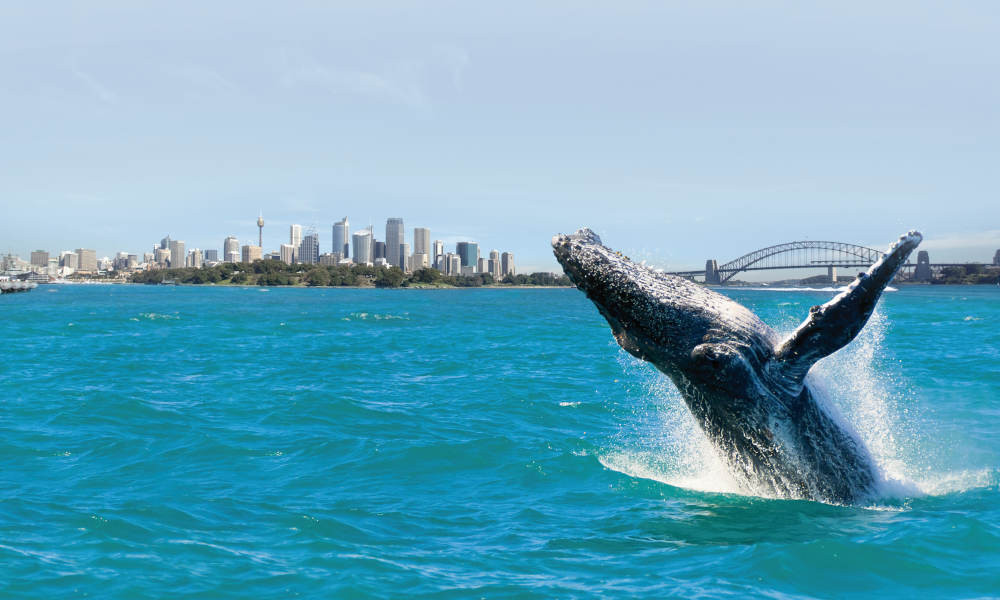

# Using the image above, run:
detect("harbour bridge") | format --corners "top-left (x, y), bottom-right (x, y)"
top-left (665, 240), bottom-right (966, 284)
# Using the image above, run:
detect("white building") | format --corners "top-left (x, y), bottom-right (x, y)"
top-left (290, 224), bottom-right (302, 262)
top-left (477, 257), bottom-right (487, 274)
top-left (399, 243), bottom-right (410, 272)
top-left (187, 249), bottom-right (203, 268)
top-left (169, 240), bottom-right (185, 269)
top-left (242, 245), bottom-right (262, 263)
top-left (489, 250), bottom-right (501, 280)
top-left (76, 248), bottom-right (98, 273)
top-left (501, 252), bottom-right (515, 277)
top-left (223, 236), bottom-right (240, 262)
top-left (352, 228), bottom-right (373, 266)
top-left (332, 217), bottom-right (350, 259)
top-left (280, 243), bottom-right (296, 265)
top-left (432, 240), bottom-right (444, 269)
top-left (412, 253), bottom-right (429, 270)
top-left (413, 227), bottom-right (431, 260)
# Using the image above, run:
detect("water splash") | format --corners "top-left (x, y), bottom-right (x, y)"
top-left (602, 303), bottom-right (989, 503)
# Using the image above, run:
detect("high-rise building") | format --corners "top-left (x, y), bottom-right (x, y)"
top-left (30, 250), bottom-right (49, 267)
top-left (501, 252), bottom-right (515, 277)
top-left (290, 224), bottom-right (302, 263)
top-left (242, 245), bottom-right (262, 263)
top-left (352, 229), bottom-right (373, 266)
top-left (299, 233), bottom-right (320, 265)
top-left (205, 249), bottom-right (219, 262)
top-left (399, 243), bottom-right (410, 272)
top-left (413, 228), bottom-right (431, 260)
top-left (412, 253), bottom-right (429, 270)
top-left (456, 242), bottom-right (479, 268)
top-left (188, 249), bottom-right (203, 269)
top-left (374, 240), bottom-right (386, 260)
top-left (489, 250), bottom-right (501, 280)
top-left (477, 257), bottom-right (487, 274)
top-left (432, 240), bottom-right (445, 269)
top-left (154, 248), bottom-right (171, 268)
top-left (280, 243), bottom-right (296, 265)
top-left (61, 251), bottom-right (79, 269)
top-left (385, 218), bottom-right (404, 269)
top-left (143, 252), bottom-right (154, 265)
top-left (994, 249), bottom-right (1000, 266)
top-left (76, 248), bottom-right (98, 273)
top-left (333, 217), bottom-right (350, 259)
top-left (224, 236), bottom-right (240, 262)
top-left (319, 252), bottom-right (342, 266)
top-left (160, 235), bottom-right (171, 250)
top-left (448, 254), bottom-right (462, 276)
top-left (169, 240), bottom-right (185, 269)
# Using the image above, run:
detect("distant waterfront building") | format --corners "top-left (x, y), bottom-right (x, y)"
top-left (477, 257), bottom-right (487, 274)
top-left (456, 242), bottom-right (479, 268)
top-left (413, 228), bottom-right (430, 261)
top-left (501, 252), bottom-right (515, 277)
top-left (374, 240), bottom-right (386, 260)
top-left (994, 249), bottom-right (1000, 266)
top-left (412, 253), bottom-right (429, 270)
top-left (31, 250), bottom-right (49, 267)
top-left (299, 233), bottom-right (320, 265)
top-left (385, 218), bottom-right (404, 269)
top-left (204, 249), bottom-right (219, 263)
top-left (76, 248), bottom-right (98, 273)
top-left (280, 243), bottom-right (296, 265)
top-left (399, 243), bottom-right (410, 272)
top-left (188, 249), bottom-right (203, 269)
top-left (169, 240), bottom-right (185, 269)
top-left (448, 254), bottom-right (461, 276)
top-left (290, 224), bottom-right (302, 262)
top-left (432, 240), bottom-right (444, 269)
top-left (333, 217), bottom-right (350, 259)
top-left (242, 245), bottom-right (262, 263)
top-left (154, 248), bottom-right (171, 268)
top-left (352, 228), bottom-right (373, 266)
top-left (60, 251), bottom-right (79, 269)
top-left (143, 252), bottom-right (154, 265)
top-left (319, 252), bottom-right (342, 266)
top-left (224, 236), bottom-right (240, 262)
top-left (160, 235), bottom-right (171, 250)
top-left (489, 250), bottom-right (501, 280)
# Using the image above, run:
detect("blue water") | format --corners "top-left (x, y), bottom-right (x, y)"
top-left (2, 285), bottom-right (998, 598)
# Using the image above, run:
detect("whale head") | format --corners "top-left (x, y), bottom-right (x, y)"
top-left (551, 228), bottom-right (773, 379)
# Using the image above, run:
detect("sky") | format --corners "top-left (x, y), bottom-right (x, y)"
top-left (1, 1), bottom-right (999, 273)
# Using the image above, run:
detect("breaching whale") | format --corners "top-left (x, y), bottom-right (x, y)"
top-left (552, 228), bottom-right (922, 504)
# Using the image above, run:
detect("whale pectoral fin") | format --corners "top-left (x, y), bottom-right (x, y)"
top-left (773, 231), bottom-right (922, 385)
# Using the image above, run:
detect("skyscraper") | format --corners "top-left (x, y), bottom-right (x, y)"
top-left (432, 240), bottom-right (444, 269)
top-left (280, 244), bottom-right (296, 265)
top-left (224, 236), bottom-right (240, 262)
top-left (188, 249), bottom-right (203, 269)
top-left (501, 252), bottom-right (515, 277)
top-left (385, 218), bottom-right (404, 269)
top-left (400, 243), bottom-right (410, 272)
top-left (489, 249), bottom-right (501, 280)
top-left (76, 248), bottom-right (98, 273)
top-left (169, 240), bottom-right (185, 269)
top-left (30, 250), bottom-right (49, 267)
top-left (456, 242), bottom-right (479, 268)
top-left (352, 228), bottom-right (373, 266)
top-left (413, 227), bottom-right (430, 260)
top-left (204, 249), bottom-right (219, 262)
top-left (333, 217), bottom-right (350, 258)
top-left (374, 241), bottom-right (386, 260)
top-left (299, 233), bottom-right (320, 264)
top-left (290, 224), bottom-right (302, 262)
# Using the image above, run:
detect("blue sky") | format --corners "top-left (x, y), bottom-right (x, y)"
top-left (2, 1), bottom-right (998, 272)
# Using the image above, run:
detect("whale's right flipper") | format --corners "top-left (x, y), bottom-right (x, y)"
top-left (773, 231), bottom-right (922, 388)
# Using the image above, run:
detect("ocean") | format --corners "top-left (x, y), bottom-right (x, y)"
top-left (2, 284), bottom-right (998, 598)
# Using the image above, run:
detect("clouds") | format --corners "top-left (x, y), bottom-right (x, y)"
top-left (69, 63), bottom-right (119, 105)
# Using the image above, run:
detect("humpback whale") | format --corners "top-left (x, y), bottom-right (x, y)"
top-left (552, 228), bottom-right (922, 504)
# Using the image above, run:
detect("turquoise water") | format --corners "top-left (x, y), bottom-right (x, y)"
top-left (2, 285), bottom-right (998, 598)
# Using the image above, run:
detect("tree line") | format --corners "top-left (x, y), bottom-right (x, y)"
top-left (130, 261), bottom-right (572, 288)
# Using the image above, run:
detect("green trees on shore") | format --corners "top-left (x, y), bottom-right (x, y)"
top-left (130, 261), bottom-right (572, 288)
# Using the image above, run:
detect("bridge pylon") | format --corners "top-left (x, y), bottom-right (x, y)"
top-left (705, 259), bottom-right (721, 284)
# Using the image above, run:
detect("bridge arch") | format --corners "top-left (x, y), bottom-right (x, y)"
top-left (716, 241), bottom-right (885, 283)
